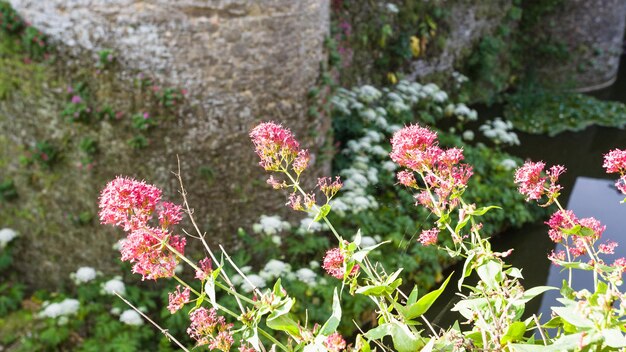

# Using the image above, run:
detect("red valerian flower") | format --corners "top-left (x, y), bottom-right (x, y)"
top-left (323, 247), bottom-right (359, 279)
top-left (250, 122), bottom-right (304, 172)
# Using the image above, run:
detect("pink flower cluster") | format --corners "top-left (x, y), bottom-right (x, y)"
top-left (325, 332), bottom-right (347, 352)
top-left (250, 122), bottom-right (309, 174)
top-left (167, 285), bottom-right (191, 314)
top-left (323, 247), bottom-right (359, 279)
top-left (99, 177), bottom-right (185, 280)
top-left (546, 210), bottom-right (606, 258)
top-left (603, 148), bottom-right (626, 195)
top-left (187, 307), bottom-right (234, 351)
top-left (514, 161), bottom-right (565, 204)
top-left (418, 228), bottom-right (440, 246)
top-left (318, 176), bottom-right (343, 201)
top-left (390, 124), bottom-right (473, 214)
top-left (195, 257), bottom-right (213, 281)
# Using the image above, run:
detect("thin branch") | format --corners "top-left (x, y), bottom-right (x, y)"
top-left (174, 156), bottom-right (246, 313)
top-left (114, 292), bottom-right (190, 352)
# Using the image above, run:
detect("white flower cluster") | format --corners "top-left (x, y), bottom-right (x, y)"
top-left (0, 228), bottom-right (18, 248)
top-left (452, 71), bottom-right (469, 86)
top-left (445, 103), bottom-right (478, 122)
top-left (101, 277), bottom-right (126, 296)
top-left (253, 215), bottom-right (291, 236)
top-left (70, 266), bottom-right (97, 284)
top-left (479, 118), bottom-right (520, 146)
top-left (40, 298), bottom-right (80, 322)
top-left (119, 309), bottom-right (143, 326)
top-left (253, 215), bottom-right (291, 245)
top-left (297, 216), bottom-right (328, 234)
top-left (386, 3), bottom-right (399, 14)
top-left (231, 259), bottom-right (321, 292)
top-left (499, 158), bottom-right (518, 171)
top-left (330, 80), bottom-right (461, 217)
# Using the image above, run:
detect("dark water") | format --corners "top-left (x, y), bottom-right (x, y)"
top-left (426, 57), bottom-right (626, 329)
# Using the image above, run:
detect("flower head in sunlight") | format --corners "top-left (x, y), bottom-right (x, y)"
top-left (325, 332), bottom-right (347, 352)
top-left (187, 307), bottom-right (234, 350)
top-left (99, 176), bottom-right (162, 231)
top-left (250, 122), bottom-right (304, 172)
top-left (603, 149), bottom-right (626, 174)
top-left (167, 285), bottom-right (190, 314)
top-left (390, 124), bottom-right (438, 171)
top-left (514, 161), bottom-right (565, 204)
top-left (323, 247), bottom-right (359, 279)
top-left (418, 228), bottom-right (439, 246)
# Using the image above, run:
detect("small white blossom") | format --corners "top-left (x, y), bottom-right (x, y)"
top-left (329, 199), bottom-right (349, 217)
top-left (261, 259), bottom-right (291, 279)
top-left (174, 264), bottom-right (184, 274)
top-left (119, 309), bottom-right (143, 326)
top-left (309, 260), bottom-right (320, 269)
top-left (381, 161), bottom-right (397, 172)
top-left (110, 307), bottom-right (122, 316)
top-left (0, 228), bottom-right (18, 248)
top-left (40, 298), bottom-right (80, 319)
top-left (360, 236), bottom-right (377, 248)
top-left (253, 215), bottom-right (291, 236)
top-left (296, 268), bottom-right (317, 285)
top-left (102, 278), bottom-right (126, 296)
top-left (241, 274), bottom-right (266, 293)
top-left (462, 130), bottom-right (475, 141)
top-left (299, 217), bottom-right (324, 233)
top-left (71, 266), bottom-right (97, 284)
top-left (500, 158), bottom-right (518, 170)
top-left (386, 3), bottom-right (399, 13)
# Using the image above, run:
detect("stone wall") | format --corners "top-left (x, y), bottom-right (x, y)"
top-left (532, 0), bottom-right (626, 90)
top-left (1, 0), bottom-right (330, 288)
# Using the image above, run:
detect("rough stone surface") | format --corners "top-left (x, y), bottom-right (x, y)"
top-left (533, 0), bottom-right (626, 90)
top-left (2, 0), bottom-right (330, 288)
top-left (407, 0), bottom-right (512, 81)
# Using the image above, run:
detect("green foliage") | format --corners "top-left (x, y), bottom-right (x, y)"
top-left (332, 0), bottom-right (448, 84)
top-left (504, 86), bottom-right (626, 136)
top-left (78, 137), bottom-right (98, 167)
top-left (20, 140), bottom-right (60, 169)
top-left (97, 49), bottom-right (116, 69)
top-left (0, 1), bottom-right (50, 60)
top-left (462, 0), bottom-right (569, 102)
top-left (0, 178), bottom-right (18, 202)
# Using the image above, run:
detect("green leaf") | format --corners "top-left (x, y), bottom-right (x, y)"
top-left (470, 205), bottom-right (501, 216)
top-left (500, 322), bottom-right (526, 344)
top-left (364, 323), bottom-right (391, 340)
top-left (355, 335), bottom-right (371, 352)
top-left (477, 260), bottom-right (502, 289)
top-left (407, 286), bottom-right (419, 306)
top-left (319, 289), bottom-right (341, 336)
top-left (204, 277), bottom-right (217, 308)
top-left (313, 204), bottom-right (331, 222)
top-left (519, 286), bottom-right (557, 304)
top-left (552, 306), bottom-right (594, 328)
top-left (356, 284), bottom-right (392, 297)
top-left (390, 321), bottom-right (421, 352)
top-left (578, 226), bottom-right (595, 237)
top-left (266, 297), bottom-right (300, 337)
top-left (459, 252), bottom-right (475, 291)
top-left (508, 343), bottom-right (551, 352)
top-left (405, 273), bottom-right (452, 319)
top-left (603, 328), bottom-right (626, 348)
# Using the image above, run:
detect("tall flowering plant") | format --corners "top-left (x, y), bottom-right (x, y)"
top-left (100, 120), bottom-right (626, 351)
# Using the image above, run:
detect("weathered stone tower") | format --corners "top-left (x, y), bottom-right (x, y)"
top-left (1, 0), bottom-right (330, 287)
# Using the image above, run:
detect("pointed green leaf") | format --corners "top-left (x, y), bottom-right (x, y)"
top-left (500, 321), bottom-right (526, 344)
top-left (319, 289), bottom-right (341, 336)
top-left (313, 204), bottom-right (331, 222)
top-left (405, 273), bottom-right (452, 319)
